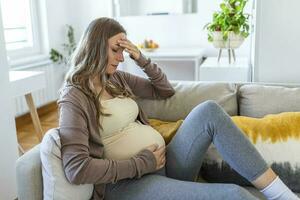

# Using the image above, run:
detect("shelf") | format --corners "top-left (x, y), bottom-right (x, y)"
top-left (141, 47), bottom-right (204, 59)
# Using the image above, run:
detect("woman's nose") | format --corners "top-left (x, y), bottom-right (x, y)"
top-left (116, 52), bottom-right (124, 62)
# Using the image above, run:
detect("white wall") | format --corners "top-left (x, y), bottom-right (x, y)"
top-left (45, 0), bottom-right (112, 50)
top-left (0, 6), bottom-right (19, 200)
top-left (254, 0), bottom-right (300, 83)
top-left (44, 0), bottom-right (70, 53)
top-left (65, 0), bottom-right (112, 40)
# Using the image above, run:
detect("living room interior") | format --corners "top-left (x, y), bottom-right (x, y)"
top-left (1, 0), bottom-right (300, 199)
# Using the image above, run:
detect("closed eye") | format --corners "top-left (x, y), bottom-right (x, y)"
top-left (112, 47), bottom-right (124, 54)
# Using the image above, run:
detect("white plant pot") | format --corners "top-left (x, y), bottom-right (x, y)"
top-left (212, 31), bottom-right (245, 49)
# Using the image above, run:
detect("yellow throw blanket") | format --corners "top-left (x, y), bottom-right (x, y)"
top-left (232, 112), bottom-right (300, 144)
top-left (148, 119), bottom-right (183, 144)
top-left (149, 112), bottom-right (300, 144)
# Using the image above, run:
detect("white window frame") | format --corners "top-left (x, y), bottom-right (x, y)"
top-left (2, 0), bottom-right (44, 63)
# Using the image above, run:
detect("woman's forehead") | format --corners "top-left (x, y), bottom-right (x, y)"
top-left (108, 33), bottom-right (126, 45)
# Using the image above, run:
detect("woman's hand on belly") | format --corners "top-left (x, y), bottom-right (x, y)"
top-left (145, 144), bottom-right (166, 170)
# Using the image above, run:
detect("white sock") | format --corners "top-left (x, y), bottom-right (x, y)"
top-left (260, 176), bottom-right (299, 200)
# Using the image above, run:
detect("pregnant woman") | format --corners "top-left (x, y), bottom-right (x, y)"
top-left (58, 17), bottom-right (299, 200)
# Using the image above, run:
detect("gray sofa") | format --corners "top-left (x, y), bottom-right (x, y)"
top-left (16, 81), bottom-right (300, 200)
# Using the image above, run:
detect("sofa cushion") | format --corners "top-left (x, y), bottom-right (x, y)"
top-left (201, 112), bottom-right (300, 193)
top-left (138, 81), bottom-right (238, 121)
top-left (40, 128), bottom-right (93, 200)
top-left (239, 84), bottom-right (300, 117)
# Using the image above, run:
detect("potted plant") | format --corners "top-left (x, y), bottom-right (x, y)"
top-left (204, 0), bottom-right (250, 62)
top-left (49, 25), bottom-right (76, 66)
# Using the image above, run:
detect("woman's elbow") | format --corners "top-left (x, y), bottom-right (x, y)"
top-left (169, 88), bottom-right (176, 97)
top-left (162, 88), bottom-right (175, 99)
top-left (65, 170), bottom-right (84, 185)
top-left (63, 162), bottom-right (90, 185)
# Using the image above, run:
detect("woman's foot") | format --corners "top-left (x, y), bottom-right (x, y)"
top-left (252, 168), bottom-right (299, 200)
top-left (260, 176), bottom-right (299, 200)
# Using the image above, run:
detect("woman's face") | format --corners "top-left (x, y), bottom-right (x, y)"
top-left (106, 32), bottom-right (126, 75)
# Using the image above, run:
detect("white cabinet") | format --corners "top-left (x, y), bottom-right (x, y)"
top-left (120, 48), bottom-right (204, 81)
top-left (199, 57), bottom-right (251, 82)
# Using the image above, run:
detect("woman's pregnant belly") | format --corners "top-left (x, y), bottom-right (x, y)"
top-left (102, 122), bottom-right (165, 160)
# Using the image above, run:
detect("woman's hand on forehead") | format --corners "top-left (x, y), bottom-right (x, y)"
top-left (118, 39), bottom-right (141, 61)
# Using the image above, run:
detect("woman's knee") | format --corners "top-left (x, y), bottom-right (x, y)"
top-left (201, 100), bottom-right (222, 110)
top-left (193, 100), bottom-right (224, 118)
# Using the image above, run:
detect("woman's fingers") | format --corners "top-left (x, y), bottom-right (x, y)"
top-left (155, 146), bottom-right (166, 168)
top-left (145, 144), bottom-right (159, 152)
top-left (118, 40), bottom-right (134, 49)
top-left (124, 48), bottom-right (135, 56)
top-left (118, 39), bottom-right (140, 60)
top-left (160, 155), bottom-right (166, 164)
top-left (118, 40), bottom-right (136, 53)
top-left (144, 144), bottom-right (166, 170)
top-left (158, 157), bottom-right (166, 169)
top-left (157, 146), bottom-right (165, 156)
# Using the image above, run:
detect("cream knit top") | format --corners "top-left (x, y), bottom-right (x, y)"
top-left (100, 97), bottom-right (165, 160)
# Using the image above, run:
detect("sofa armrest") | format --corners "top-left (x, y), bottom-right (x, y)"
top-left (16, 145), bottom-right (43, 200)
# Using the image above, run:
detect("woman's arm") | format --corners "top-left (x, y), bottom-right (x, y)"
top-left (118, 53), bottom-right (175, 99)
top-left (117, 39), bottom-right (175, 99)
top-left (58, 89), bottom-right (157, 185)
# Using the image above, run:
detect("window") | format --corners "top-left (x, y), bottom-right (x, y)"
top-left (0, 0), bottom-right (42, 60)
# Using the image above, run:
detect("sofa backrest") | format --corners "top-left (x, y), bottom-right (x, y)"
top-left (137, 81), bottom-right (238, 121)
top-left (137, 81), bottom-right (300, 120)
top-left (237, 83), bottom-right (300, 117)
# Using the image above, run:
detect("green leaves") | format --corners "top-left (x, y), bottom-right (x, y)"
top-left (64, 25), bottom-right (76, 56)
top-left (204, 0), bottom-right (250, 42)
top-left (50, 49), bottom-right (63, 63)
top-left (49, 25), bottom-right (76, 64)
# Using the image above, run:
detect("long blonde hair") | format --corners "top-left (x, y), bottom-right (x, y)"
top-left (65, 17), bottom-right (134, 129)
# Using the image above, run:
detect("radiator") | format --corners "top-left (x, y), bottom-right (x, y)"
top-left (13, 63), bottom-right (67, 117)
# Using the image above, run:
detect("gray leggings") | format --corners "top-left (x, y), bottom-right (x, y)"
top-left (105, 100), bottom-right (269, 200)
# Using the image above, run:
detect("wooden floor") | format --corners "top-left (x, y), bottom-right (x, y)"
top-left (16, 102), bottom-right (59, 152)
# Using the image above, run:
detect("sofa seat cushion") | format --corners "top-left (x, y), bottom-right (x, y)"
top-left (40, 128), bottom-right (93, 200)
top-left (239, 84), bottom-right (300, 117)
top-left (201, 112), bottom-right (300, 193)
top-left (138, 81), bottom-right (238, 121)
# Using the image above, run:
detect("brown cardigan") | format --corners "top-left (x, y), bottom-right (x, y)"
top-left (58, 54), bottom-right (175, 199)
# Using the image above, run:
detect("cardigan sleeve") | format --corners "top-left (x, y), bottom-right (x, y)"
top-left (58, 87), bottom-right (157, 185)
top-left (119, 53), bottom-right (175, 99)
